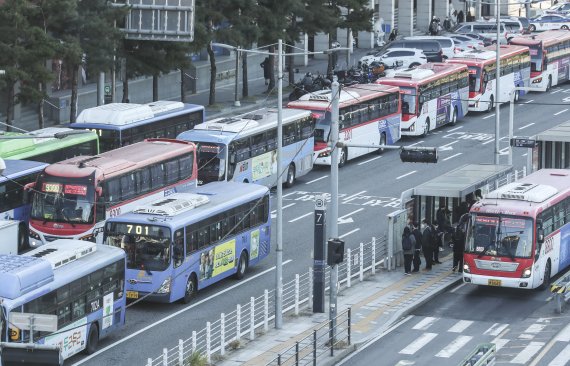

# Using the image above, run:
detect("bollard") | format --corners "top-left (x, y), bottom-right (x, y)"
top-left (221, 313), bottom-right (226, 356)
top-left (162, 348), bottom-right (168, 366)
top-left (372, 237), bottom-right (376, 274)
top-left (236, 304), bottom-right (241, 342)
top-left (192, 330), bottom-right (196, 354)
top-left (206, 321), bottom-right (211, 363)
top-left (308, 267), bottom-right (313, 309)
top-left (178, 339), bottom-right (184, 365)
top-left (295, 274), bottom-right (300, 315)
top-left (264, 290), bottom-right (269, 332)
top-left (359, 242), bottom-right (364, 282)
top-left (250, 296), bottom-right (255, 340)
top-left (347, 248), bottom-right (352, 288)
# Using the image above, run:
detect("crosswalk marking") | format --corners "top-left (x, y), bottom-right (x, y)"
top-left (548, 344), bottom-right (570, 366)
top-left (510, 342), bottom-right (545, 364)
top-left (412, 317), bottom-right (439, 330)
top-left (484, 323), bottom-right (509, 336)
top-left (492, 338), bottom-right (509, 351)
top-left (555, 323), bottom-right (570, 342)
top-left (448, 320), bottom-right (473, 333)
top-left (435, 335), bottom-right (473, 358)
top-left (399, 333), bottom-right (438, 355)
top-left (524, 324), bottom-right (546, 334)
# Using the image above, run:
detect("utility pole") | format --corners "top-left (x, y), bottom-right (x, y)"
top-left (329, 76), bottom-right (340, 339)
top-left (275, 39), bottom-right (283, 329)
top-left (494, 0), bottom-right (501, 165)
top-left (234, 48), bottom-right (241, 107)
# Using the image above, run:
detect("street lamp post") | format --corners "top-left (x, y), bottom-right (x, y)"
top-left (494, 0), bottom-right (501, 165)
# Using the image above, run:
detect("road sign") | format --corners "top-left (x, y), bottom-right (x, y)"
top-left (9, 313), bottom-right (58, 332)
top-left (104, 85), bottom-right (111, 96)
top-left (510, 138), bottom-right (537, 148)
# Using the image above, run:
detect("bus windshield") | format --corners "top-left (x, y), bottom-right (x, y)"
top-left (197, 143), bottom-right (226, 185)
top-left (31, 175), bottom-right (95, 224)
top-left (529, 45), bottom-right (543, 72)
top-left (400, 87), bottom-right (417, 115)
top-left (104, 222), bottom-right (171, 271)
top-left (465, 214), bottom-right (534, 259)
top-left (468, 66), bottom-right (481, 93)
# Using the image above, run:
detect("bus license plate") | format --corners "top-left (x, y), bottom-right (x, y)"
top-left (126, 291), bottom-right (139, 299)
top-left (488, 279), bottom-right (502, 287)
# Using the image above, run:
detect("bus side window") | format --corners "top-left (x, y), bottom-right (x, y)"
top-left (179, 154), bottom-right (194, 180)
top-left (151, 163), bottom-right (165, 189)
top-left (185, 226), bottom-right (198, 255)
top-left (266, 128), bottom-right (277, 151)
top-left (165, 159), bottom-right (180, 185)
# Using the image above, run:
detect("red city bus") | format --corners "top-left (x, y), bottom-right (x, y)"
top-left (28, 139), bottom-right (197, 246)
top-left (510, 30), bottom-right (570, 91)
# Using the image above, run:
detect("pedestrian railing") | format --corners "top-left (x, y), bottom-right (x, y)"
top-left (265, 309), bottom-right (351, 366)
top-left (145, 236), bottom-right (388, 366)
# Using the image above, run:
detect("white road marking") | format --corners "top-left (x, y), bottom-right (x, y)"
top-left (483, 113), bottom-right (496, 120)
top-left (449, 282), bottom-right (467, 293)
top-left (343, 191), bottom-right (367, 202)
top-left (413, 317), bottom-right (439, 330)
top-left (550, 89), bottom-right (564, 94)
top-left (443, 153), bottom-right (463, 161)
top-left (72, 259), bottom-right (293, 365)
top-left (524, 324), bottom-right (546, 334)
top-left (271, 203), bottom-right (295, 214)
top-left (554, 109), bottom-right (568, 116)
top-left (435, 336), bottom-right (473, 358)
top-left (448, 126), bottom-right (463, 132)
top-left (482, 139), bottom-right (495, 145)
top-left (522, 153), bottom-right (528, 157)
top-left (484, 323), bottom-right (509, 336)
top-left (289, 212), bottom-right (312, 223)
top-left (448, 320), bottom-right (474, 333)
top-left (339, 228), bottom-right (360, 239)
top-left (339, 208), bottom-right (365, 219)
top-left (518, 123), bottom-right (535, 130)
top-left (440, 140), bottom-right (458, 148)
top-left (548, 344), bottom-right (570, 366)
top-left (492, 338), bottom-right (509, 351)
top-left (283, 191), bottom-right (298, 198)
top-left (305, 175), bottom-right (329, 185)
top-left (510, 342), bottom-right (544, 364)
top-left (397, 171), bottom-right (417, 180)
top-left (524, 99), bottom-right (534, 104)
top-left (357, 156), bottom-right (382, 165)
top-left (399, 333), bottom-right (438, 355)
top-left (407, 141), bottom-right (424, 147)
top-left (555, 323), bottom-right (570, 342)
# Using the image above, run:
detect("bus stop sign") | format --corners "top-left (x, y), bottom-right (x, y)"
top-left (510, 138), bottom-right (536, 148)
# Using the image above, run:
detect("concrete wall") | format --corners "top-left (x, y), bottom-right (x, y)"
top-left (399, 0), bottom-right (414, 36)
top-left (417, 0), bottom-right (432, 34)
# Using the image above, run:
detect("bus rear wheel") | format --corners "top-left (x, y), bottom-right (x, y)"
top-left (183, 274), bottom-right (197, 304)
top-left (84, 323), bottom-right (99, 355)
top-left (285, 164), bottom-right (295, 188)
top-left (235, 251), bottom-right (248, 280)
top-left (514, 90), bottom-right (520, 103)
top-left (376, 133), bottom-right (387, 155)
top-left (450, 107), bottom-right (457, 126)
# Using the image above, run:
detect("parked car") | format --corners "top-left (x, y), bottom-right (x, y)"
top-left (386, 39), bottom-right (443, 62)
top-left (477, 18), bottom-right (526, 38)
top-left (403, 36), bottom-right (456, 59)
top-left (359, 48), bottom-right (427, 69)
top-left (461, 33), bottom-right (494, 47)
top-left (452, 22), bottom-right (511, 44)
top-left (544, 2), bottom-right (570, 15)
top-left (529, 14), bottom-right (570, 31)
top-left (449, 35), bottom-right (484, 52)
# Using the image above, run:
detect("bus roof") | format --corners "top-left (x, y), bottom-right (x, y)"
top-left (43, 138), bottom-right (196, 179)
top-left (533, 120), bottom-right (570, 142)
top-left (473, 169), bottom-right (570, 216)
top-left (509, 30), bottom-right (570, 48)
top-left (375, 62), bottom-right (468, 88)
top-left (0, 240), bottom-right (124, 305)
top-left (107, 182), bottom-right (269, 228)
top-left (177, 108), bottom-right (311, 143)
top-left (448, 44), bottom-right (529, 67)
top-left (0, 127), bottom-right (97, 160)
top-left (287, 83), bottom-right (399, 111)
top-left (412, 163), bottom-right (513, 199)
top-left (0, 160), bottom-right (48, 183)
top-left (71, 101), bottom-right (205, 130)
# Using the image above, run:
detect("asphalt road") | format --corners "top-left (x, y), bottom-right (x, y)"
top-left (71, 84), bottom-right (570, 365)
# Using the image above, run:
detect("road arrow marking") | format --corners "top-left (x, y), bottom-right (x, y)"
top-left (338, 208), bottom-right (364, 224)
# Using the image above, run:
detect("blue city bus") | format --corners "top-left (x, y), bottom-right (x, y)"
top-left (71, 101), bottom-right (206, 152)
top-left (0, 240), bottom-right (126, 360)
top-left (103, 182), bottom-right (271, 303)
top-left (0, 159), bottom-right (48, 250)
top-left (177, 108), bottom-right (315, 188)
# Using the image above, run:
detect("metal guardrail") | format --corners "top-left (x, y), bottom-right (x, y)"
top-left (459, 343), bottom-right (496, 366)
top-left (550, 269), bottom-right (570, 314)
top-left (146, 236), bottom-right (388, 366)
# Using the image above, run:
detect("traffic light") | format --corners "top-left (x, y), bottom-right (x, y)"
top-left (327, 238), bottom-right (345, 266)
top-left (399, 147), bottom-right (438, 163)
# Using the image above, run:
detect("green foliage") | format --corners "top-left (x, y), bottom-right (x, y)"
top-left (183, 352), bottom-right (209, 366)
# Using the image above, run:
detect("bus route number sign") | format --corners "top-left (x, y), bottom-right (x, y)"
top-left (510, 138), bottom-right (536, 148)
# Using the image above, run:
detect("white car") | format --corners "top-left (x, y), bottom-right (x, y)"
top-left (529, 14), bottom-right (570, 31)
top-left (359, 48), bottom-right (427, 69)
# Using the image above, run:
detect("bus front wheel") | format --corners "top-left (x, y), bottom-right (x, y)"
top-left (183, 274), bottom-right (197, 304)
top-left (376, 133), bottom-right (387, 155)
top-left (450, 107), bottom-right (457, 126)
top-left (422, 119), bottom-right (430, 137)
top-left (84, 323), bottom-right (99, 355)
top-left (235, 251), bottom-right (249, 280)
top-left (285, 164), bottom-right (296, 188)
top-left (487, 96), bottom-right (494, 112)
top-left (540, 261), bottom-right (551, 290)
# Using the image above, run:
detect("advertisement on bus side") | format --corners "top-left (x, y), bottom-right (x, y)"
top-left (43, 318), bottom-right (88, 359)
top-left (200, 239), bottom-right (236, 280)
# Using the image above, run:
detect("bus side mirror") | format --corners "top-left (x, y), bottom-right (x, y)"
top-left (537, 227), bottom-right (544, 244)
top-left (23, 182), bottom-right (35, 203)
top-left (96, 187), bottom-right (103, 197)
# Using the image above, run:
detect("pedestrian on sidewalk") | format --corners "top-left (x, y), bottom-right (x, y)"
top-left (402, 226), bottom-right (415, 275)
top-left (421, 220), bottom-right (433, 271)
top-left (260, 57), bottom-right (270, 85)
top-left (432, 222), bottom-right (443, 264)
top-left (411, 222), bottom-right (422, 272)
top-left (453, 214), bottom-right (468, 273)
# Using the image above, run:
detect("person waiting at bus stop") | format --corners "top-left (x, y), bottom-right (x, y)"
top-left (421, 220), bottom-right (434, 271)
top-left (453, 214), bottom-right (468, 273)
top-left (411, 222), bottom-right (423, 272)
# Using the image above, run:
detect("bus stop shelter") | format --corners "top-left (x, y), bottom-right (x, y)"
top-left (529, 121), bottom-right (570, 172)
top-left (401, 164), bottom-right (514, 226)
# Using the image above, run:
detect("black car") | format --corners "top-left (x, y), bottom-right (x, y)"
top-left (386, 40), bottom-right (443, 62)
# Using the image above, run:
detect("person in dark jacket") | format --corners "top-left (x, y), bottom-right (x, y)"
top-left (453, 214), bottom-right (468, 272)
top-left (402, 226), bottom-right (416, 275)
top-left (260, 57), bottom-right (271, 85)
top-left (421, 220), bottom-right (433, 270)
top-left (411, 222), bottom-right (423, 272)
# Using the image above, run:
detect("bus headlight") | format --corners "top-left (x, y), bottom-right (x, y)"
top-left (157, 277), bottom-right (171, 294)
top-left (409, 123), bottom-right (415, 132)
top-left (29, 229), bottom-right (41, 240)
top-left (532, 77), bottom-right (542, 84)
top-left (318, 150), bottom-right (331, 158)
top-left (521, 266), bottom-right (532, 278)
top-left (463, 263), bottom-right (470, 273)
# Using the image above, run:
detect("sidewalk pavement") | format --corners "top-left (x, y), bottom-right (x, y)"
top-left (218, 249), bottom-right (463, 366)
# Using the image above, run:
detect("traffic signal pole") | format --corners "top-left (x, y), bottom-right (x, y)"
top-left (329, 77), bottom-right (340, 341)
